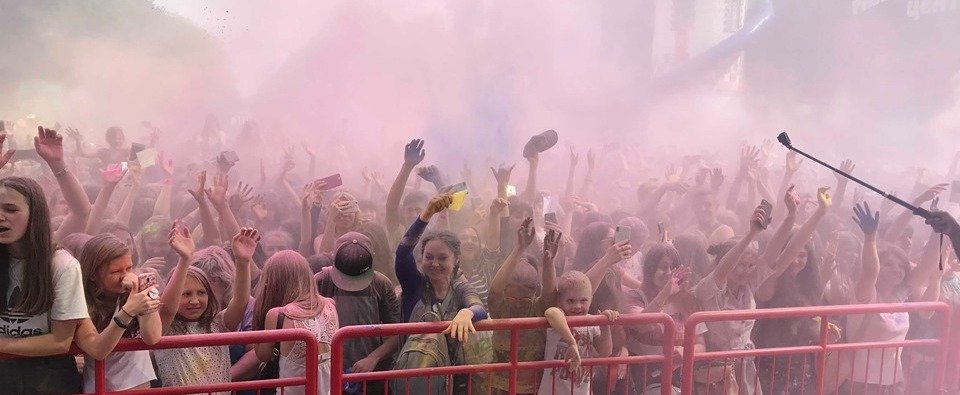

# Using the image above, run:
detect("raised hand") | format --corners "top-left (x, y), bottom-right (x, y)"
top-left (205, 172), bottom-right (229, 207)
top-left (187, 170), bottom-right (208, 202)
top-left (543, 228), bottom-right (562, 262)
top-left (517, 217), bottom-right (536, 250)
top-left (404, 139), bottom-right (426, 166)
top-left (785, 150), bottom-right (803, 174)
top-left (710, 167), bottom-right (725, 190)
top-left (852, 202), bottom-right (880, 235)
top-left (231, 228), bottom-right (261, 262)
top-left (280, 158), bottom-right (296, 178)
top-left (158, 151), bottom-right (174, 178)
top-left (416, 165), bottom-right (442, 184)
top-left (749, 205), bottom-right (767, 233)
top-left (101, 164), bottom-right (128, 186)
top-left (914, 183), bottom-right (950, 204)
top-left (816, 186), bottom-right (832, 212)
top-left (301, 142), bottom-right (316, 159)
top-left (423, 193), bottom-right (453, 218)
top-left (835, 160), bottom-right (855, 181)
top-left (665, 164), bottom-right (682, 183)
top-left (739, 145), bottom-right (760, 174)
top-left (784, 185), bottom-right (800, 214)
top-left (586, 149), bottom-right (596, 170)
top-left (251, 195), bottom-right (268, 222)
top-left (569, 147), bottom-right (579, 168)
top-left (229, 181), bottom-right (255, 211)
top-left (34, 126), bottom-right (65, 163)
top-left (168, 221), bottom-right (196, 258)
top-left (64, 127), bottom-right (82, 141)
top-left (490, 164), bottom-right (515, 186)
top-left (663, 266), bottom-right (692, 296)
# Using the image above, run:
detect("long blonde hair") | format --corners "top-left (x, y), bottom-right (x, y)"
top-left (253, 250), bottom-right (327, 330)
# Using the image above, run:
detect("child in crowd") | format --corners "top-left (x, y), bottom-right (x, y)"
top-left (154, 226), bottom-right (258, 393)
top-left (539, 270), bottom-right (617, 395)
top-left (254, 250), bottom-right (339, 395)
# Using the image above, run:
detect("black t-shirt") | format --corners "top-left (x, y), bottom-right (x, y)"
top-left (315, 268), bottom-right (401, 370)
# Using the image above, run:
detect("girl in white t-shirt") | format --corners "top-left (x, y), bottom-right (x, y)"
top-left (0, 175), bottom-right (89, 393)
top-left (74, 233), bottom-right (162, 392)
top-left (155, 225), bottom-right (259, 393)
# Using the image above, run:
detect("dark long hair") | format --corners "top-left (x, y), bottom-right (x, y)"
top-left (0, 177), bottom-right (56, 315)
top-left (572, 222), bottom-right (612, 271)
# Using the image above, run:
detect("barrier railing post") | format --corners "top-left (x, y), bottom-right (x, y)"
top-left (661, 319), bottom-right (675, 395)
top-left (934, 303), bottom-right (953, 393)
top-left (816, 314), bottom-right (828, 395)
top-left (330, 329), bottom-right (346, 395)
top-left (680, 316), bottom-right (698, 395)
top-left (305, 330), bottom-right (319, 395)
top-left (95, 358), bottom-right (106, 395)
top-left (508, 327), bottom-right (519, 395)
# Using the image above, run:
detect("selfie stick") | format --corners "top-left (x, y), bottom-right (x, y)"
top-left (776, 132), bottom-right (932, 219)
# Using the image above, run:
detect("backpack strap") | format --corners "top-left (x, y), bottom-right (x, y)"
top-left (272, 312), bottom-right (286, 361)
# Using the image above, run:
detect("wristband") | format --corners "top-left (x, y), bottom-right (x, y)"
top-left (120, 306), bottom-right (134, 318)
top-left (52, 168), bottom-right (69, 177)
top-left (113, 315), bottom-right (129, 329)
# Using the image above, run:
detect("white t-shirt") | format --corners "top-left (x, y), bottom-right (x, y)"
top-left (538, 326), bottom-right (601, 395)
top-left (0, 250), bottom-right (88, 338)
top-left (83, 349), bottom-right (157, 392)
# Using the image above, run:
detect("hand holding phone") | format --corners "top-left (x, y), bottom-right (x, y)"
top-left (759, 199), bottom-right (774, 229)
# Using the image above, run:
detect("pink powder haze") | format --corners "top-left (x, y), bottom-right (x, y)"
top-left (0, 0), bottom-right (958, 193)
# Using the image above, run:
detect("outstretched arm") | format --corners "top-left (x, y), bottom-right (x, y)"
top-left (387, 139), bottom-right (425, 234)
top-left (852, 202), bottom-right (881, 304)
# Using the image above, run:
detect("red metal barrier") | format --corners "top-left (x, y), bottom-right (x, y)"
top-left (679, 302), bottom-right (951, 395)
top-left (330, 312), bottom-right (677, 395)
top-left (1, 328), bottom-right (319, 395)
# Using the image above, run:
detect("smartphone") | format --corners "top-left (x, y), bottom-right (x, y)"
top-left (759, 199), bottom-right (774, 229)
top-left (951, 180), bottom-right (960, 204)
top-left (544, 212), bottom-right (558, 224)
top-left (219, 150), bottom-right (239, 164)
top-left (505, 185), bottom-right (517, 197)
top-left (442, 181), bottom-right (467, 194)
top-left (615, 225), bottom-right (632, 244)
top-left (317, 174), bottom-right (343, 190)
top-left (138, 272), bottom-right (158, 292)
top-left (129, 142), bottom-right (146, 161)
top-left (657, 222), bottom-right (665, 239)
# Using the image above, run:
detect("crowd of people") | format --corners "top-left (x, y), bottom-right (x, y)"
top-left (0, 120), bottom-right (958, 395)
